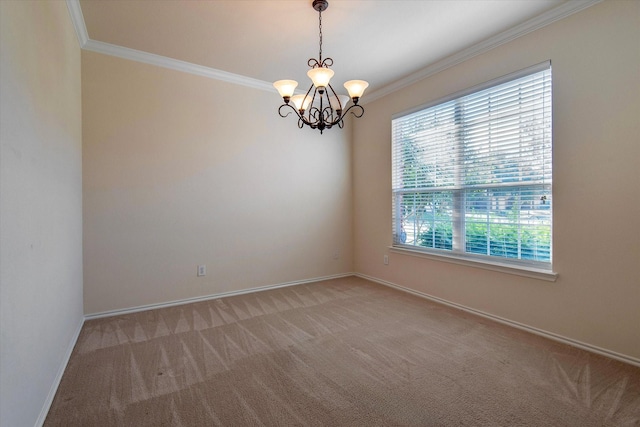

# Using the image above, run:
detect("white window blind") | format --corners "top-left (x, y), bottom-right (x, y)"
top-left (392, 63), bottom-right (552, 268)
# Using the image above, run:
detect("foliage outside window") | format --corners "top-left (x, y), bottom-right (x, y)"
top-left (392, 63), bottom-right (552, 270)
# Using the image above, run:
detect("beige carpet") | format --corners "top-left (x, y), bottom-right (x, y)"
top-left (45, 276), bottom-right (640, 426)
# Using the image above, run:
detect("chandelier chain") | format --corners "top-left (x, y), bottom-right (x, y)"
top-left (318, 10), bottom-right (323, 62)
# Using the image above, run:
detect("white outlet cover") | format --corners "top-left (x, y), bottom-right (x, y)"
top-left (197, 265), bottom-right (206, 276)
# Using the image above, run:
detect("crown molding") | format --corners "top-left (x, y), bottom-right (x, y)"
top-left (64, 0), bottom-right (274, 93)
top-left (365, 0), bottom-right (602, 102)
top-left (65, 0), bottom-right (88, 47)
top-left (66, 0), bottom-right (601, 98)
top-left (82, 39), bottom-right (275, 93)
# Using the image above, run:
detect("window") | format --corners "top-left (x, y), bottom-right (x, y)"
top-left (392, 62), bottom-right (552, 272)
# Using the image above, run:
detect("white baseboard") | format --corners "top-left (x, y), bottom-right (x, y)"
top-left (85, 273), bottom-right (355, 320)
top-left (355, 273), bottom-right (640, 368)
top-left (35, 316), bottom-right (85, 427)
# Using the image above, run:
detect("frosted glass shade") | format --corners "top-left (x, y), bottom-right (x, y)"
top-left (344, 80), bottom-right (369, 99)
top-left (329, 95), bottom-right (351, 111)
top-left (307, 67), bottom-right (334, 88)
top-left (273, 80), bottom-right (298, 98)
top-left (290, 94), bottom-right (312, 111)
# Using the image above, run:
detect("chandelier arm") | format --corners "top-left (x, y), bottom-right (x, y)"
top-left (308, 106), bottom-right (322, 124)
top-left (326, 82), bottom-right (342, 112)
top-left (320, 57), bottom-right (333, 68)
top-left (320, 83), bottom-right (345, 127)
top-left (304, 86), bottom-right (319, 124)
top-left (289, 85), bottom-right (318, 128)
top-left (307, 105), bottom-right (327, 133)
top-left (308, 58), bottom-right (321, 68)
top-left (343, 103), bottom-right (365, 119)
top-left (301, 109), bottom-right (321, 128)
top-left (308, 57), bottom-right (332, 69)
top-left (326, 82), bottom-right (338, 95)
top-left (278, 103), bottom-right (300, 119)
top-left (305, 84), bottom-right (316, 101)
top-left (321, 105), bottom-right (333, 125)
top-left (306, 107), bottom-right (318, 126)
top-left (325, 115), bottom-right (344, 129)
top-left (323, 104), bottom-right (341, 127)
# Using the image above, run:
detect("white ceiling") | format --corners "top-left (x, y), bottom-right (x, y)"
top-left (74, 0), bottom-right (597, 99)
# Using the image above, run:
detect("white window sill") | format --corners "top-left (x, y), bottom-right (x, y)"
top-left (389, 246), bottom-right (558, 282)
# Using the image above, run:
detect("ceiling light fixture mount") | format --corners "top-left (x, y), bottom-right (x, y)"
top-left (273, 0), bottom-right (369, 134)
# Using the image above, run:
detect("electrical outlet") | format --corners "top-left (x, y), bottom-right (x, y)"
top-left (383, 255), bottom-right (389, 265)
top-left (197, 265), bottom-right (206, 277)
top-left (333, 251), bottom-right (340, 260)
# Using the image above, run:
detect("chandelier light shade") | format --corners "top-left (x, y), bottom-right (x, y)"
top-left (273, 80), bottom-right (298, 101)
top-left (274, 0), bottom-right (369, 134)
top-left (290, 94), bottom-right (312, 112)
top-left (307, 67), bottom-right (334, 88)
top-left (343, 80), bottom-right (369, 101)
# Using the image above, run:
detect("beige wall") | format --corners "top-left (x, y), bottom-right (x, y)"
top-left (0, 1), bottom-right (83, 426)
top-left (82, 51), bottom-right (353, 314)
top-left (353, 0), bottom-right (640, 360)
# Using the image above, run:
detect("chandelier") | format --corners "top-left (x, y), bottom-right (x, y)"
top-left (273, 0), bottom-right (369, 134)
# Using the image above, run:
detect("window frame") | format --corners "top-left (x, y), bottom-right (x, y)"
top-left (391, 62), bottom-right (557, 281)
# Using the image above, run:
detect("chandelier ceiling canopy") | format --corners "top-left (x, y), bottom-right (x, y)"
top-left (273, 0), bottom-right (369, 134)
